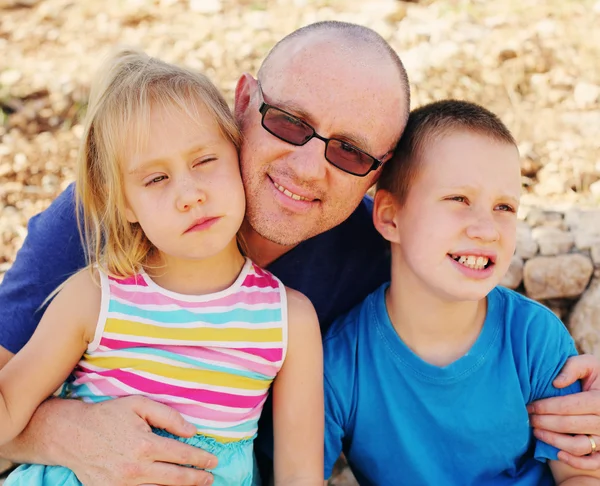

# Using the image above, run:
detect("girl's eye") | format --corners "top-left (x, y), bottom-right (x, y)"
top-left (145, 175), bottom-right (167, 186)
top-left (193, 157), bottom-right (217, 167)
top-left (448, 196), bottom-right (468, 203)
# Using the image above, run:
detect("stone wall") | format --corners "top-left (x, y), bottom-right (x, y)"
top-left (504, 208), bottom-right (600, 359)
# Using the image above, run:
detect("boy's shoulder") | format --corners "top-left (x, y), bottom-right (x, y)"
top-left (490, 286), bottom-right (573, 351)
top-left (323, 283), bottom-right (388, 378)
top-left (491, 285), bottom-right (564, 327)
top-left (324, 283), bottom-right (386, 343)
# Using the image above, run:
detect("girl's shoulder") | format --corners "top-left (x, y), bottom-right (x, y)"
top-left (50, 266), bottom-right (102, 344)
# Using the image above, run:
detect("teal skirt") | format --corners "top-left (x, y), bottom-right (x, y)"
top-left (6, 428), bottom-right (259, 486)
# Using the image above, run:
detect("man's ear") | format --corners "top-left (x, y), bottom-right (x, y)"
top-left (373, 189), bottom-right (401, 244)
top-left (234, 73), bottom-right (258, 123)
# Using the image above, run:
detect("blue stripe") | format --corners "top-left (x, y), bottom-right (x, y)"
top-left (109, 300), bottom-right (281, 324)
top-left (126, 347), bottom-right (272, 381)
top-left (196, 418), bottom-right (260, 434)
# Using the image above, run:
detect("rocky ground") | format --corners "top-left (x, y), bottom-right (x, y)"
top-left (0, 0), bottom-right (599, 484)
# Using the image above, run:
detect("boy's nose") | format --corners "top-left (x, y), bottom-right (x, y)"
top-left (466, 216), bottom-right (500, 242)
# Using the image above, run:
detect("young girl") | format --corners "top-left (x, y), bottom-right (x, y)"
top-left (0, 48), bottom-right (323, 486)
top-left (323, 100), bottom-right (600, 485)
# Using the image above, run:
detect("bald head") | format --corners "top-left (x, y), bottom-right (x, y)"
top-left (258, 21), bottom-right (410, 129)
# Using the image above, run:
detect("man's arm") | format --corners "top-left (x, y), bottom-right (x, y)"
top-left (0, 185), bottom-right (216, 485)
top-left (529, 354), bottom-right (600, 470)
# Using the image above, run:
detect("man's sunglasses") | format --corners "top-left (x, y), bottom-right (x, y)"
top-left (257, 82), bottom-right (387, 177)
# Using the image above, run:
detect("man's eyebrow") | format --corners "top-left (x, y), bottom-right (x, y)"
top-left (266, 93), bottom-right (376, 155)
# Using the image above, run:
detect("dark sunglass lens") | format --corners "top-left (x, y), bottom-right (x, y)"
top-left (327, 140), bottom-right (374, 176)
top-left (263, 108), bottom-right (313, 145)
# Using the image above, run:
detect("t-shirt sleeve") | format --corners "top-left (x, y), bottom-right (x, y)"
top-left (526, 306), bottom-right (581, 463)
top-left (324, 371), bottom-right (346, 479)
top-left (0, 183), bottom-right (86, 353)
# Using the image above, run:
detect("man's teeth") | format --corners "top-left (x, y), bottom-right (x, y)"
top-left (453, 255), bottom-right (490, 270)
top-left (274, 182), bottom-right (309, 201)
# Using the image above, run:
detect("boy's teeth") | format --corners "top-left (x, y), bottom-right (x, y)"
top-left (453, 254), bottom-right (490, 270)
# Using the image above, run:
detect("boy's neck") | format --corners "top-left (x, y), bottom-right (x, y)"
top-left (386, 261), bottom-right (488, 368)
top-left (145, 241), bottom-right (246, 296)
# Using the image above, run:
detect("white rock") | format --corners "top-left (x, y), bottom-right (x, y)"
top-left (565, 209), bottom-right (600, 231)
top-left (574, 82), bottom-right (600, 108)
top-left (574, 231), bottom-right (600, 251)
top-left (189, 0), bottom-right (221, 13)
top-left (591, 246), bottom-right (600, 267)
top-left (515, 222), bottom-right (538, 259)
top-left (501, 255), bottom-right (524, 289)
top-left (524, 254), bottom-right (593, 300)
top-left (531, 226), bottom-right (574, 256)
top-left (569, 279), bottom-right (600, 360)
top-left (0, 69), bottom-right (21, 86)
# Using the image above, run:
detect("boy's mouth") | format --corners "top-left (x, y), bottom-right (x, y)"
top-left (449, 254), bottom-right (493, 270)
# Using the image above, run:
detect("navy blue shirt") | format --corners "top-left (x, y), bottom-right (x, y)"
top-left (0, 183), bottom-right (391, 463)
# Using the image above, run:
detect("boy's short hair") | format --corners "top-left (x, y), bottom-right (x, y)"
top-left (377, 99), bottom-right (517, 204)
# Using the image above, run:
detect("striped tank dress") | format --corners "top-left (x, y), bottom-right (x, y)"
top-left (6, 258), bottom-right (287, 486)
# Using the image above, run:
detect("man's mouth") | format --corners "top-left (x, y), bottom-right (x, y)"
top-left (449, 254), bottom-right (493, 270)
top-left (272, 181), bottom-right (312, 202)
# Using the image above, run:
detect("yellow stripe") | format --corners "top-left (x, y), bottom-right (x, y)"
top-left (105, 318), bottom-right (282, 343)
top-left (196, 431), bottom-right (254, 443)
top-left (84, 356), bottom-right (270, 390)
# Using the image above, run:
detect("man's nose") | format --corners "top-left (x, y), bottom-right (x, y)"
top-left (292, 137), bottom-right (328, 181)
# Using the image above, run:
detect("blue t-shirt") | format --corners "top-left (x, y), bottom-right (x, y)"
top-left (324, 284), bottom-right (581, 486)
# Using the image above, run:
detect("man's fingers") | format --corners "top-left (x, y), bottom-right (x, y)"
top-left (533, 429), bottom-right (599, 457)
top-left (530, 413), bottom-right (600, 436)
top-left (143, 462), bottom-right (215, 486)
top-left (527, 391), bottom-right (600, 415)
top-left (131, 397), bottom-right (197, 437)
top-left (151, 435), bottom-right (218, 470)
top-left (557, 450), bottom-right (600, 471)
top-left (553, 355), bottom-right (600, 389)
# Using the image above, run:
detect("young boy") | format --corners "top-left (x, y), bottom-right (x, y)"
top-left (323, 100), bottom-right (600, 485)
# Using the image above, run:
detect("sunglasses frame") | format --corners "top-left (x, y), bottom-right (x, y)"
top-left (257, 82), bottom-right (386, 177)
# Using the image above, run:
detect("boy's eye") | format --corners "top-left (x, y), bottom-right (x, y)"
top-left (496, 203), bottom-right (516, 213)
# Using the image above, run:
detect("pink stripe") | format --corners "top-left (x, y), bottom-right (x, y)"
top-left (109, 274), bottom-right (148, 286)
top-left (76, 365), bottom-right (266, 408)
top-left (241, 274), bottom-right (278, 289)
top-left (158, 345), bottom-right (280, 376)
top-left (109, 284), bottom-right (280, 309)
top-left (71, 372), bottom-right (263, 423)
top-left (171, 401), bottom-right (261, 423)
top-left (234, 347), bottom-right (283, 362)
top-left (94, 339), bottom-right (281, 376)
top-left (98, 336), bottom-right (143, 350)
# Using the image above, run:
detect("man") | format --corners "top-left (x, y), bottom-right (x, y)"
top-left (1, 21), bottom-right (599, 486)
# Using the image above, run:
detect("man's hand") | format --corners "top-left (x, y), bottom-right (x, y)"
top-left (0, 396), bottom-right (217, 486)
top-left (529, 354), bottom-right (600, 470)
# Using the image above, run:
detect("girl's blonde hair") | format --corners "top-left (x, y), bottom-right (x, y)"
top-left (76, 48), bottom-right (241, 278)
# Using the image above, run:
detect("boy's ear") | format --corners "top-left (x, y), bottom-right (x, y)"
top-left (373, 189), bottom-right (401, 244)
top-left (234, 73), bottom-right (257, 123)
